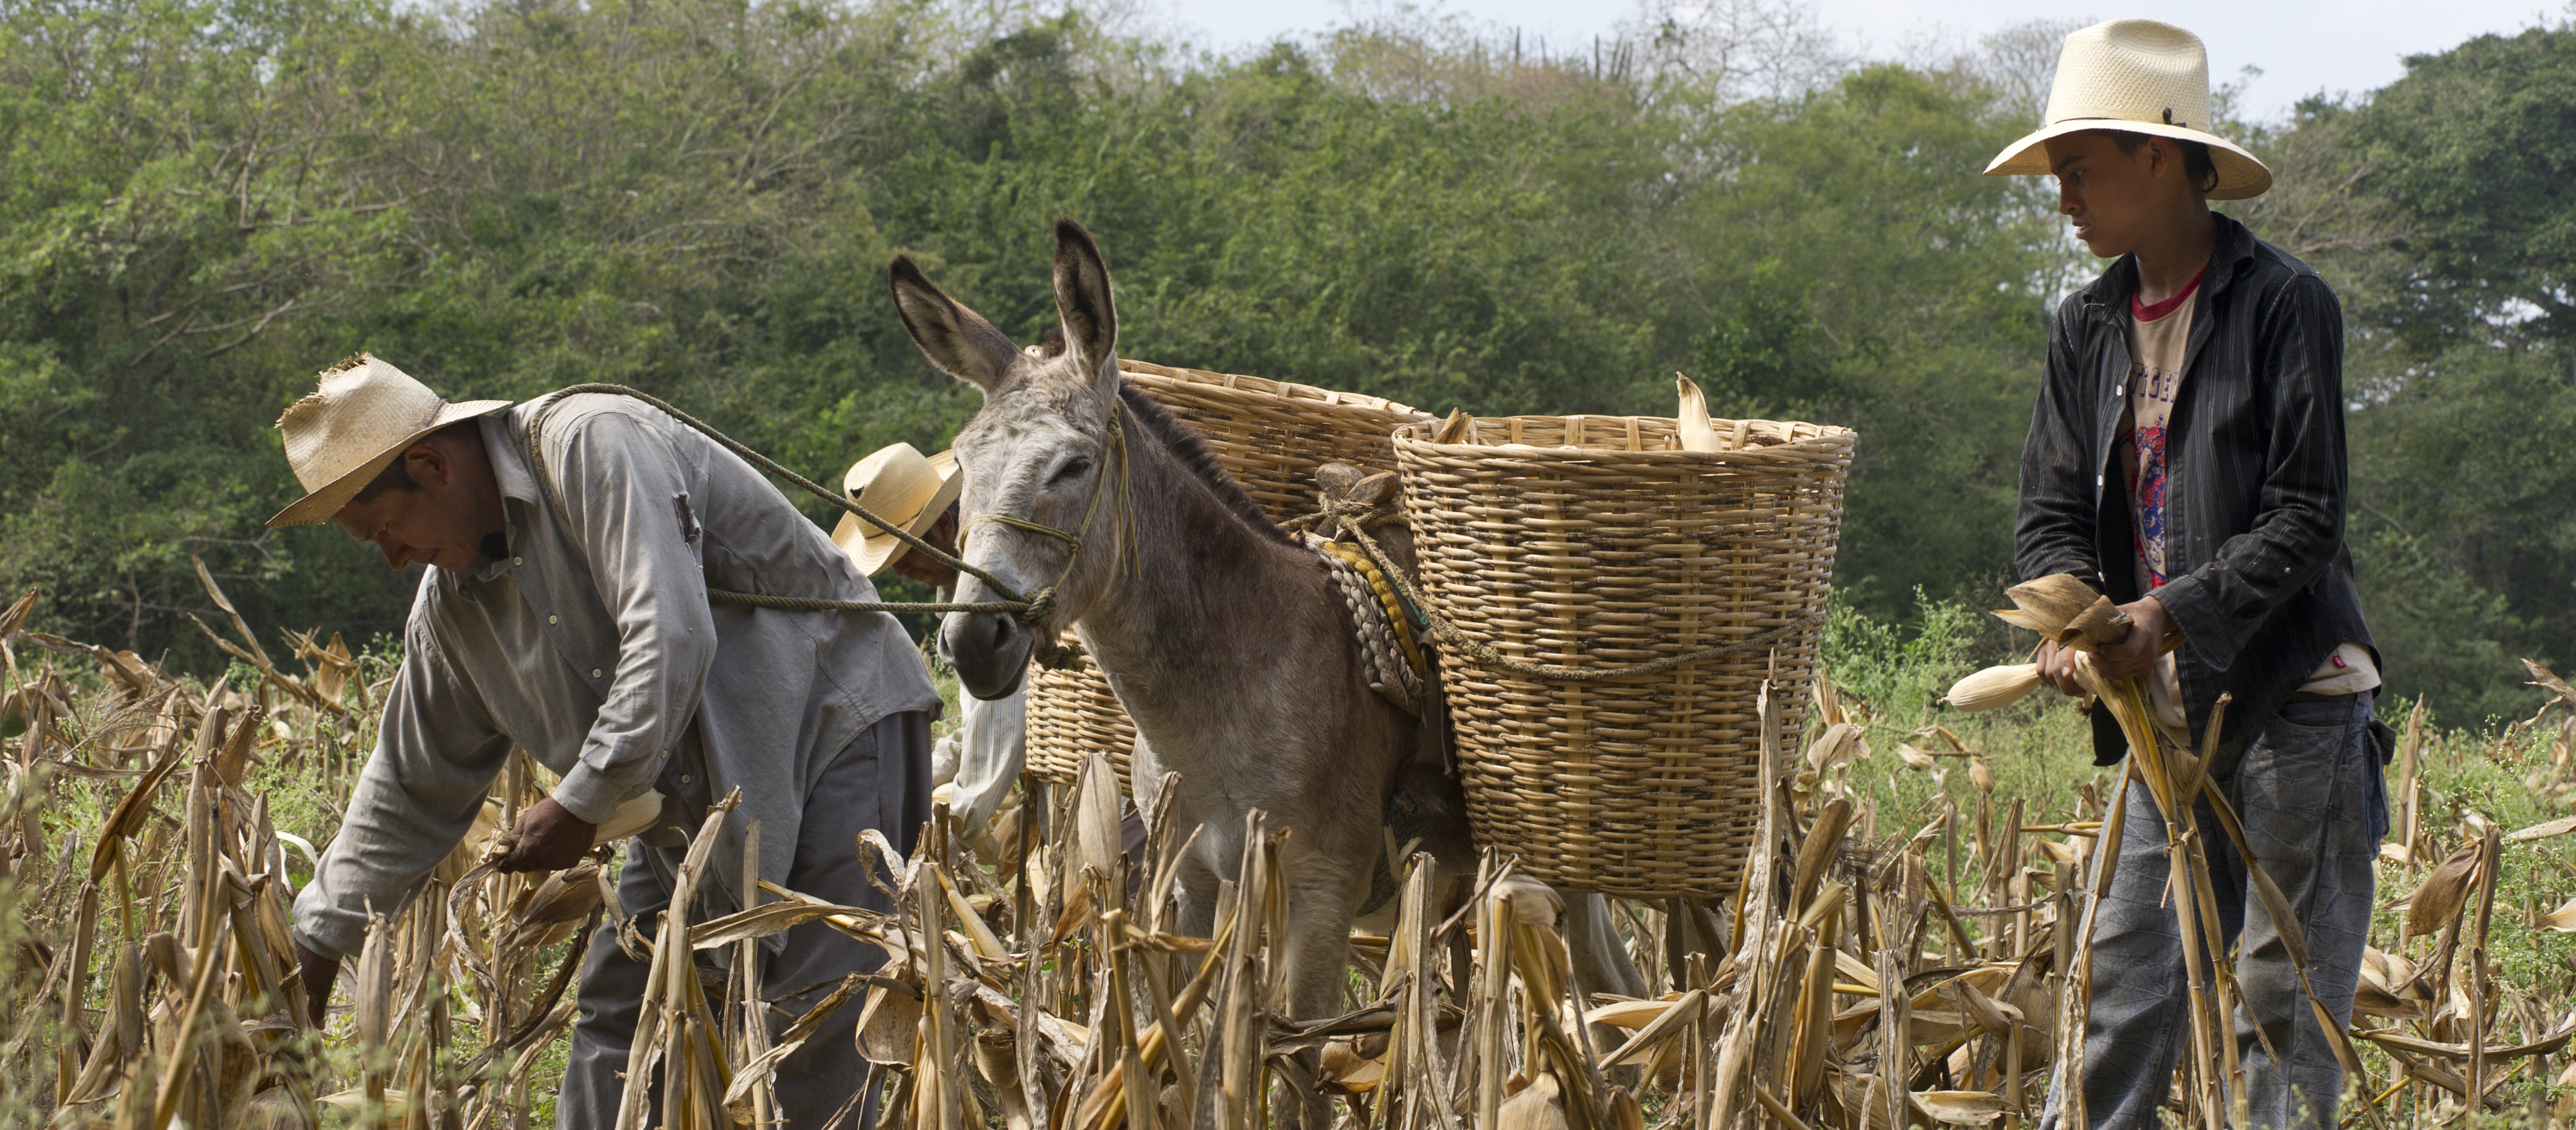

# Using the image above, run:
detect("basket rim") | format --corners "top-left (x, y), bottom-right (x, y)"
top-left (1119, 358), bottom-right (1432, 422)
top-left (1394, 412), bottom-right (1855, 464)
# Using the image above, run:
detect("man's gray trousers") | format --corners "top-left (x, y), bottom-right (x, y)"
top-left (558, 708), bottom-right (933, 1129)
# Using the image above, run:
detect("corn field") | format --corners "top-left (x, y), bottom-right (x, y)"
top-left (1, 569), bottom-right (2575, 1129)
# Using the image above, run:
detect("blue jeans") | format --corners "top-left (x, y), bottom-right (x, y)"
top-left (2043, 694), bottom-right (2384, 1130)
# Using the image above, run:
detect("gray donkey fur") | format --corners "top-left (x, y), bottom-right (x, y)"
top-left (890, 218), bottom-right (1646, 1108)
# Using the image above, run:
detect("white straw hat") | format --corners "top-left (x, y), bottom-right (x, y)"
top-left (266, 354), bottom-right (511, 528)
top-left (1984, 19), bottom-right (2272, 201)
top-left (833, 444), bottom-right (964, 576)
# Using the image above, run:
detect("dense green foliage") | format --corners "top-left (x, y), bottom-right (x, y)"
top-left (0, 0), bottom-right (2565, 718)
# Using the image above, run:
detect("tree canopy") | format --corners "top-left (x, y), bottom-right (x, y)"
top-left (1, 0), bottom-right (2566, 720)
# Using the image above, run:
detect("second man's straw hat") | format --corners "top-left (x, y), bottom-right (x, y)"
top-left (267, 355), bottom-right (512, 528)
top-left (1983, 19), bottom-right (2272, 200)
top-left (833, 443), bottom-right (964, 577)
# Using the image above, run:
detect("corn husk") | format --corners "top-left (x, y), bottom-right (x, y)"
top-left (592, 791), bottom-right (665, 845)
top-left (1676, 374), bottom-right (1721, 453)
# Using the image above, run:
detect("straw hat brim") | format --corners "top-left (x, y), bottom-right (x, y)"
top-left (833, 460), bottom-right (964, 577)
top-left (266, 399), bottom-right (513, 528)
top-left (1985, 119), bottom-right (2272, 201)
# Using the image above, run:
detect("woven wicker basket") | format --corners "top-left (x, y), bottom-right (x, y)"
top-left (1391, 413), bottom-right (1855, 899)
top-left (1019, 360), bottom-right (1431, 790)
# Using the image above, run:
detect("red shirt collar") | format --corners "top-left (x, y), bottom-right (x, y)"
top-left (2131, 263), bottom-right (2209, 322)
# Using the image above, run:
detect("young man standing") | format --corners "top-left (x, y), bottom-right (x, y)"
top-left (1990, 20), bottom-right (2385, 1130)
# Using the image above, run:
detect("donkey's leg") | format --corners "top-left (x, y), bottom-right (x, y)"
top-left (1563, 890), bottom-right (1651, 1080)
top-left (1565, 892), bottom-right (1648, 999)
top-left (1134, 732), bottom-right (1228, 938)
top-left (1170, 853), bottom-right (1221, 938)
top-left (1273, 850), bottom-right (1368, 1130)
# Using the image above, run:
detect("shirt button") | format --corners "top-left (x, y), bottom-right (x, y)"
top-left (549, 616), bottom-right (559, 625)
top-left (591, 668), bottom-right (603, 678)
top-left (513, 557), bottom-right (523, 566)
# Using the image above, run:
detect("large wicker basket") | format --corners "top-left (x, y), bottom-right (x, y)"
top-left (1392, 413), bottom-right (1855, 899)
top-left (1019, 360), bottom-right (1431, 790)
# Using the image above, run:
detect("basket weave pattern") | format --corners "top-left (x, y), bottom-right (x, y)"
top-left (1393, 414), bottom-right (1854, 899)
top-left (1020, 361), bottom-right (1430, 788)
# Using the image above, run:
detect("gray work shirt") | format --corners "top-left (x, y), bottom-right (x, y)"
top-left (292, 393), bottom-right (942, 958)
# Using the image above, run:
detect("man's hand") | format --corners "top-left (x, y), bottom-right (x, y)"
top-left (2034, 638), bottom-right (2085, 697)
top-left (494, 796), bottom-right (597, 873)
top-left (2093, 596), bottom-right (2171, 682)
top-left (294, 939), bottom-right (340, 1030)
top-left (2034, 596), bottom-right (2174, 694)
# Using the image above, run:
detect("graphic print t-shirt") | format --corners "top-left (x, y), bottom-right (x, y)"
top-left (2121, 266), bottom-right (2203, 592)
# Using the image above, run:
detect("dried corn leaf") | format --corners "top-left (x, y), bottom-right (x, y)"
top-left (1807, 722), bottom-right (1864, 774)
top-left (2404, 842), bottom-right (2484, 938)
top-left (2538, 896), bottom-right (2576, 933)
top-left (2002, 575), bottom-right (2100, 635)
top-left (1914, 1089), bottom-right (2004, 1124)
top-left (1495, 1068), bottom-right (1568, 1130)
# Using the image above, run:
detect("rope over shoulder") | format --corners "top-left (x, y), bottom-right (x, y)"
top-left (517, 385), bottom-right (1089, 659)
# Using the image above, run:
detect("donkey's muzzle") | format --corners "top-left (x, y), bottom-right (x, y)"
top-left (943, 609), bottom-right (1032, 700)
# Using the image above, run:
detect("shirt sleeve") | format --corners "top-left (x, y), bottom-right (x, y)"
top-left (292, 615), bottom-right (512, 959)
top-left (951, 689), bottom-right (1027, 833)
top-left (2150, 274), bottom-right (2350, 670)
top-left (543, 407), bottom-right (720, 823)
top-left (2014, 298), bottom-right (2106, 587)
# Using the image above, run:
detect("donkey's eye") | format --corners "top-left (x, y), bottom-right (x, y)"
top-left (1050, 455), bottom-right (1094, 485)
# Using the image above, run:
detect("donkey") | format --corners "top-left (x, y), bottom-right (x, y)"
top-left (891, 218), bottom-right (1644, 1100)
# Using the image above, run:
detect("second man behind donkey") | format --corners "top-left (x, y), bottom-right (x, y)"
top-left (1988, 19), bottom-right (2387, 1130)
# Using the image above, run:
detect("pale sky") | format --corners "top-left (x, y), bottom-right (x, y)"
top-left (1154, 0), bottom-right (2569, 121)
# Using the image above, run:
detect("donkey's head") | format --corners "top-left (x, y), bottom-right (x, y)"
top-left (892, 217), bottom-right (1125, 700)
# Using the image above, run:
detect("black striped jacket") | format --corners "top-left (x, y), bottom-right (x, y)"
top-left (2016, 214), bottom-right (2375, 766)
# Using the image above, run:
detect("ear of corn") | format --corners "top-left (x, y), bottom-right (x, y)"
top-left (1942, 664), bottom-right (2042, 712)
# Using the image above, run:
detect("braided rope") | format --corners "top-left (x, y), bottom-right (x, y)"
top-left (1313, 540), bottom-right (1419, 715)
top-left (1318, 540), bottom-right (1427, 678)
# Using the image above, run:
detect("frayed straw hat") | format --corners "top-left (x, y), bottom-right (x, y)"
top-left (267, 355), bottom-right (511, 528)
top-left (833, 443), bottom-right (964, 576)
top-left (1984, 19), bottom-right (2272, 200)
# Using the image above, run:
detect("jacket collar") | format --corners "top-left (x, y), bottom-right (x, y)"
top-left (2078, 212), bottom-right (2258, 314)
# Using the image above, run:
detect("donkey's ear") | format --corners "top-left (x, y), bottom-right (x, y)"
top-left (1050, 217), bottom-right (1119, 391)
top-left (890, 254), bottom-right (1019, 392)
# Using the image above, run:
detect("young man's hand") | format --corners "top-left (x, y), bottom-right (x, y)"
top-left (294, 940), bottom-right (340, 1030)
top-left (495, 797), bottom-right (597, 873)
top-left (2034, 638), bottom-right (2085, 697)
top-left (2033, 596), bottom-right (2174, 694)
top-left (2093, 596), bottom-right (2171, 682)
